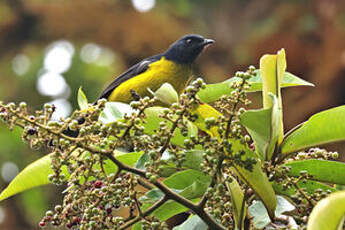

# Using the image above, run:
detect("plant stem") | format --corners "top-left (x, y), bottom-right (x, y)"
top-left (6, 103), bottom-right (227, 230)
top-left (118, 196), bottom-right (168, 230)
top-left (224, 78), bottom-right (247, 138)
top-left (159, 109), bottom-right (186, 154)
top-left (106, 152), bottom-right (226, 230)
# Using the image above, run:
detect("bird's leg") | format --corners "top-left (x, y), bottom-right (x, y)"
top-left (130, 89), bottom-right (141, 101)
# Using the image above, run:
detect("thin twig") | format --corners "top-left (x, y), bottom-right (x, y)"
top-left (137, 178), bottom-right (153, 190)
top-left (159, 110), bottom-right (186, 154)
top-left (118, 196), bottom-right (168, 230)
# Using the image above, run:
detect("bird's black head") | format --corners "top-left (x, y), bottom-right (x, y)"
top-left (164, 34), bottom-right (214, 64)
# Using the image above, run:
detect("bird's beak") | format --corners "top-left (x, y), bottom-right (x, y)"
top-left (201, 38), bottom-right (215, 50)
top-left (203, 38), bottom-right (215, 46)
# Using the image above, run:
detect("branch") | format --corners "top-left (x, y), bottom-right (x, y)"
top-left (106, 153), bottom-right (226, 230)
top-left (159, 109), bottom-right (186, 154)
top-left (3, 103), bottom-right (226, 229)
top-left (118, 196), bottom-right (168, 230)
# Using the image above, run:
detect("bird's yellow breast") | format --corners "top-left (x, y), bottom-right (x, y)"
top-left (108, 57), bottom-right (192, 103)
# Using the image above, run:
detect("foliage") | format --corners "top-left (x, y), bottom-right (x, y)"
top-left (0, 49), bottom-right (345, 230)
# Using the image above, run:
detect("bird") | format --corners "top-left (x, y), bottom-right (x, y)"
top-left (96, 34), bottom-right (214, 103)
top-left (64, 34), bottom-right (214, 138)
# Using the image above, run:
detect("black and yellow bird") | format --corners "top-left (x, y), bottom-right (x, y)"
top-left (96, 34), bottom-right (214, 103)
top-left (64, 34), bottom-right (214, 137)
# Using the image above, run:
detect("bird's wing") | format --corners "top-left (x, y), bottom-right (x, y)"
top-left (96, 54), bottom-right (162, 101)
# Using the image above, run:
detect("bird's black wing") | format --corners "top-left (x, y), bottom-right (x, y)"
top-left (96, 54), bottom-right (163, 102)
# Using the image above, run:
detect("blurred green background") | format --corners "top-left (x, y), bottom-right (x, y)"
top-left (1, 0), bottom-right (345, 229)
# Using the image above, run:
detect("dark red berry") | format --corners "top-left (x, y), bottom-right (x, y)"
top-left (27, 128), bottom-right (37, 135)
top-left (39, 221), bottom-right (46, 227)
top-left (106, 208), bottom-right (112, 214)
top-left (77, 117), bottom-right (85, 125)
top-left (66, 223), bottom-right (73, 229)
top-left (73, 216), bottom-right (80, 224)
top-left (94, 180), bottom-right (103, 188)
top-left (0, 107), bottom-right (6, 113)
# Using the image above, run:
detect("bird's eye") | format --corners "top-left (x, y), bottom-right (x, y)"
top-left (186, 39), bottom-right (192, 44)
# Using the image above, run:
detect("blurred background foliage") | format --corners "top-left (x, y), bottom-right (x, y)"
top-left (1, 0), bottom-right (345, 229)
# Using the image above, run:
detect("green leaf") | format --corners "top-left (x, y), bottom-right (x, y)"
top-left (281, 106), bottom-right (345, 154)
top-left (140, 170), bottom-right (210, 204)
top-left (248, 195), bottom-right (295, 229)
top-left (197, 71), bottom-right (313, 104)
top-left (139, 189), bottom-right (165, 204)
top-left (77, 87), bottom-right (88, 110)
top-left (135, 152), bottom-right (150, 170)
top-left (173, 215), bottom-right (207, 230)
top-left (183, 150), bottom-right (204, 170)
top-left (162, 169), bottom-right (210, 190)
top-left (0, 154), bottom-right (64, 202)
top-left (240, 94), bottom-right (280, 160)
top-left (260, 49), bottom-right (285, 144)
top-left (134, 150), bottom-right (204, 178)
top-left (152, 83), bottom-right (178, 105)
top-left (143, 107), bottom-right (198, 146)
top-left (307, 191), bottom-right (345, 230)
top-left (142, 198), bottom-right (200, 222)
top-left (139, 170), bottom-right (210, 222)
top-left (0, 151), bottom-right (142, 202)
top-left (284, 159), bottom-right (345, 185)
top-left (98, 102), bottom-right (134, 124)
top-left (231, 140), bottom-right (277, 220)
top-left (102, 151), bottom-right (143, 175)
top-left (226, 177), bottom-right (246, 230)
top-left (273, 180), bottom-right (336, 196)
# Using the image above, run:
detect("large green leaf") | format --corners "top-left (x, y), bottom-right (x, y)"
top-left (284, 159), bottom-right (345, 185)
top-left (140, 170), bottom-right (210, 204)
top-left (197, 71), bottom-right (313, 104)
top-left (0, 154), bottom-right (65, 202)
top-left (273, 180), bottom-right (336, 196)
top-left (227, 178), bottom-right (246, 230)
top-left (307, 191), bottom-right (345, 230)
top-left (138, 169), bottom-right (210, 223)
top-left (248, 195), bottom-right (295, 229)
top-left (281, 106), bottom-right (345, 154)
top-left (162, 169), bottom-right (210, 189)
top-left (240, 94), bottom-right (280, 160)
top-left (0, 151), bottom-right (142, 202)
top-left (173, 215), bottom-right (207, 230)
